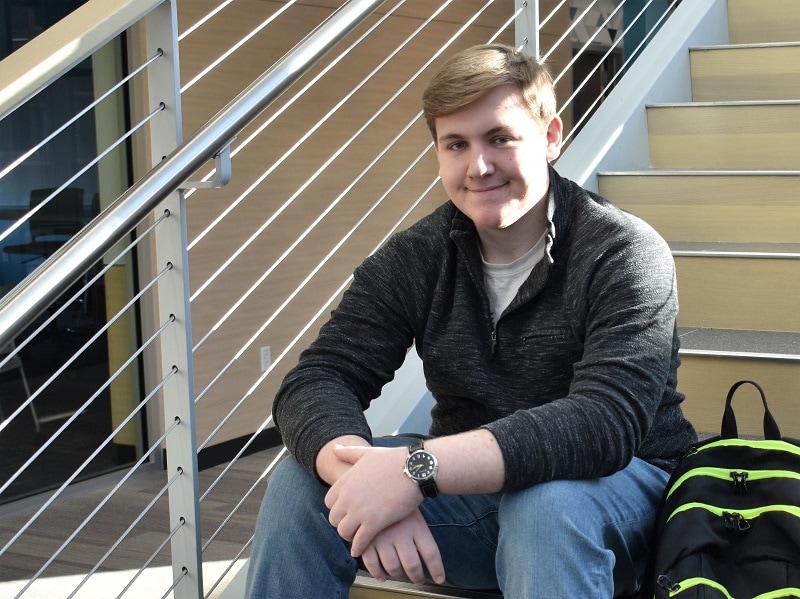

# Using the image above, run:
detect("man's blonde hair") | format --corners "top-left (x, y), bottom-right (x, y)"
top-left (422, 44), bottom-right (557, 137)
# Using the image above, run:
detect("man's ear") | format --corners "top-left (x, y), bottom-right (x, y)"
top-left (545, 116), bottom-right (563, 162)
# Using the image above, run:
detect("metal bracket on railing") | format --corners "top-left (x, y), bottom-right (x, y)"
top-left (182, 138), bottom-right (235, 189)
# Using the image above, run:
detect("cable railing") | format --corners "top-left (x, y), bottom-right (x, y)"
top-left (0, 1), bottom-right (683, 597)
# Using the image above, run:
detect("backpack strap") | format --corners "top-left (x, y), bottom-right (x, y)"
top-left (721, 380), bottom-right (782, 440)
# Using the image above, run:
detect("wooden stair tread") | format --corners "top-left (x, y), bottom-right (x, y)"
top-left (691, 41), bottom-right (800, 51)
top-left (678, 328), bottom-right (800, 360)
top-left (352, 574), bottom-right (502, 598)
top-left (599, 169), bottom-right (800, 177)
top-left (648, 99), bottom-right (800, 108)
top-left (668, 241), bottom-right (800, 257)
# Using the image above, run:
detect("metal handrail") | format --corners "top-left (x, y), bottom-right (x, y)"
top-left (0, 0), bottom-right (389, 349)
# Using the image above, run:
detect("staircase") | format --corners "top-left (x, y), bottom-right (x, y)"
top-left (350, 1), bottom-right (800, 598)
top-left (599, 0), bottom-right (800, 439)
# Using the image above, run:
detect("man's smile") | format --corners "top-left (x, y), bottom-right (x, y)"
top-left (467, 182), bottom-right (507, 193)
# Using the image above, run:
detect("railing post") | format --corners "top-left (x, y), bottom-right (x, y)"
top-left (144, 1), bottom-right (203, 598)
top-left (516, 0), bottom-right (540, 58)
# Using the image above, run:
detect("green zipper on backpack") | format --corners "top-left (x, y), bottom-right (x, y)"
top-left (665, 576), bottom-right (800, 598)
top-left (667, 502), bottom-right (800, 523)
top-left (692, 438), bottom-right (800, 457)
top-left (666, 468), bottom-right (800, 500)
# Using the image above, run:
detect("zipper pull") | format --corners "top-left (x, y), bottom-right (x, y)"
top-left (656, 575), bottom-right (680, 593)
top-left (730, 471), bottom-right (749, 494)
top-left (491, 329), bottom-right (497, 354)
top-left (723, 511), bottom-right (751, 532)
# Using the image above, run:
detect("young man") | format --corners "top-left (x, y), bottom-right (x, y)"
top-left (245, 44), bottom-right (696, 598)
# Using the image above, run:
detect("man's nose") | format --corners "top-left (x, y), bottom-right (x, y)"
top-left (468, 149), bottom-right (493, 177)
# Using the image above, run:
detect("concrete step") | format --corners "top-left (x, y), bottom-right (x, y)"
top-left (646, 101), bottom-right (800, 169)
top-left (598, 170), bottom-right (800, 244)
top-left (671, 242), bottom-right (800, 332)
top-left (677, 327), bottom-right (800, 437)
top-left (728, 0), bottom-right (800, 44)
top-left (690, 43), bottom-right (800, 102)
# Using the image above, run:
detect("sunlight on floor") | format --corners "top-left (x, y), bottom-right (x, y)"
top-left (0, 559), bottom-right (247, 599)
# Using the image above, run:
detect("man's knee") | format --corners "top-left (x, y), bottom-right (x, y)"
top-left (500, 478), bottom-right (599, 523)
top-left (263, 455), bottom-right (328, 518)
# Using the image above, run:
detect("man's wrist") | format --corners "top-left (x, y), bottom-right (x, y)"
top-left (403, 441), bottom-right (440, 499)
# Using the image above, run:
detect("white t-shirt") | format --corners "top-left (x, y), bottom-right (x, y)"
top-left (482, 232), bottom-right (547, 324)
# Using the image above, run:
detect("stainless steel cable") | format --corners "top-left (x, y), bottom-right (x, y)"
top-left (0, 310), bottom-right (175, 497)
top-left (0, 102), bottom-right (165, 245)
top-left (0, 49), bottom-right (163, 183)
top-left (0, 362), bottom-right (179, 557)
top-left (66, 457), bottom-right (184, 599)
top-left (189, 0), bottom-right (491, 351)
top-left (0, 260), bottom-right (172, 436)
top-left (0, 212), bottom-right (165, 372)
top-left (11, 420), bottom-right (179, 598)
top-left (180, 1), bottom-right (300, 93)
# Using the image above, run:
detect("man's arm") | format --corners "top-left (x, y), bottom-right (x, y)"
top-left (425, 428), bottom-right (505, 495)
top-left (324, 428), bottom-right (503, 584)
top-left (326, 428), bottom-right (505, 557)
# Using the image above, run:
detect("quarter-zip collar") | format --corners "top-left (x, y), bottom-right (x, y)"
top-left (448, 165), bottom-right (563, 319)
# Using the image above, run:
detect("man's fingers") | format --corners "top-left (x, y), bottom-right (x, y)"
top-left (323, 485), bottom-right (338, 511)
top-left (361, 546), bottom-right (388, 583)
top-left (376, 547), bottom-right (405, 580)
top-left (350, 521), bottom-right (379, 557)
top-left (416, 533), bottom-right (445, 584)
top-left (395, 542), bottom-right (425, 584)
top-left (332, 513), bottom-right (358, 543)
top-left (331, 444), bottom-right (366, 465)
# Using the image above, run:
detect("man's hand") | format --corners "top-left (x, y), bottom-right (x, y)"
top-left (315, 435), bottom-right (371, 486)
top-left (325, 444), bottom-right (423, 557)
top-left (361, 509), bottom-right (446, 585)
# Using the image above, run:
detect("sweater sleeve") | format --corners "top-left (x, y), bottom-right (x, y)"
top-left (483, 209), bottom-right (680, 491)
top-left (272, 232), bottom-right (430, 477)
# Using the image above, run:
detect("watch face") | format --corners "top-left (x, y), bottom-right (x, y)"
top-left (406, 450), bottom-right (437, 482)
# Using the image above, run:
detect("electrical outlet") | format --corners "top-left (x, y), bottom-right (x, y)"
top-left (260, 346), bottom-right (272, 372)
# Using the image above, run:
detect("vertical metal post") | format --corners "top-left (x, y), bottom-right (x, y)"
top-left (516, 0), bottom-right (540, 58)
top-left (144, 2), bottom-right (203, 598)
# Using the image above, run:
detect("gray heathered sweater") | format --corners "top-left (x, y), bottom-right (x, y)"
top-left (273, 168), bottom-right (697, 491)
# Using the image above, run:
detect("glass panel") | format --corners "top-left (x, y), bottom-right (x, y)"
top-left (0, 0), bottom-right (142, 503)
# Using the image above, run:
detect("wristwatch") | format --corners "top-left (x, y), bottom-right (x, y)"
top-left (403, 441), bottom-right (439, 499)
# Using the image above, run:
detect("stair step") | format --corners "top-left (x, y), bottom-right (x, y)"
top-left (598, 170), bottom-right (800, 244)
top-left (646, 102), bottom-right (800, 169)
top-left (671, 244), bottom-right (800, 332)
top-left (677, 328), bottom-right (800, 437)
top-left (351, 576), bottom-right (501, 598)
top-left (670, 241), bottom-right (800, 258)
top-left (679, 327), bottom-right (800, 359)
top-left (673, 244), bottom-right (798, 335)
top-left (728, 0), bottom-right (800, 44)
top-left (690, 43), bottom-right (800, 102)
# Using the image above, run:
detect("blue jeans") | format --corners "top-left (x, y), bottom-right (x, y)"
top-left (244, 435), bottom-right (669, 598)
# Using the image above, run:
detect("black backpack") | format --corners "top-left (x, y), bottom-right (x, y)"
top-left (650, 380), bottom-right (800, 598)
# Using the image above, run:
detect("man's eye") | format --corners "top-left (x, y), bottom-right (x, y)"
top-left (493, 136), bottom-right (511, 145)
top-left (448, 141), bottom-right (466, 150)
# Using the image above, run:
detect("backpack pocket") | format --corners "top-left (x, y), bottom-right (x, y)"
top-left (655, 503), bottom-right (800, 598)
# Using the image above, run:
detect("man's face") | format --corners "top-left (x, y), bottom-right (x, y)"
top-left (433, 84), bottom-right (562, 235)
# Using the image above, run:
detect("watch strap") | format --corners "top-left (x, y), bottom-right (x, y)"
top-left (409, 441), bottom-right (424, 454)
top-left (419, 477), bottom-right (439, 499)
